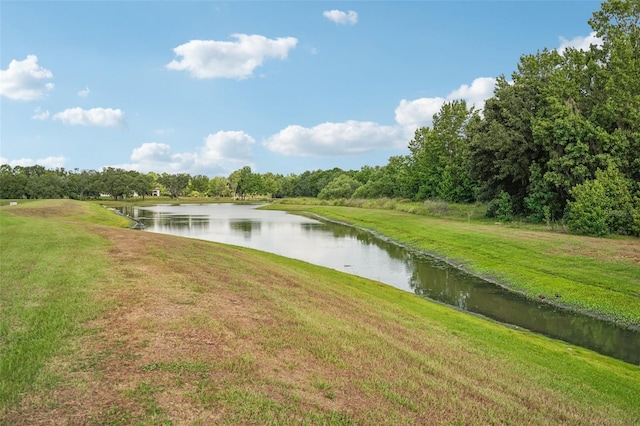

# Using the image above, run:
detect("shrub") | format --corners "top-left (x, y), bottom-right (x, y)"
top-left (486, 191), bottom-right (513, 222)
top-left (567, 166), bottom-right (634, 236)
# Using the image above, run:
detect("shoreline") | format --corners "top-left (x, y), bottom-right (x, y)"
top-left (263, 203), bottom-right (640, 331)
top-left (304, 211), bottom-right (640, 332)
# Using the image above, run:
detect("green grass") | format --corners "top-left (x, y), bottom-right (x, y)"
top-left (1, 199), bottom-right (639, 425)
top-left (263, 202), bottom-right (640, 327)
top-left (273, 197), bottom-right (490, 221)
top-left (0, 201), bottom-right (119, 410)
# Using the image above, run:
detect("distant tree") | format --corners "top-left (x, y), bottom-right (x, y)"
top-left (352, 156), bottom-right (413, 199)
top-left (317, 174), bottom-right (362, 200)
top-left (278, 174), bottom-right (297, 198)
top-left (158, 173), bottom-right (190, 199)
top-left (0, 165), bottom-right (26, 199)
top-left (23, 169), bottom-right (65, 199)
top-left (129, 171), bottom-right (153, 199)
top-left (232, 166), bottom-right (262, 199)
top-left (67, 169), bottom-right (101, 199)
top-left (100, 167), bottom-right (133, 200)
top-left (261, 172), bottom-right (283, 198)
top-left (208, 176), bottom-right (230, 197)
top-left (187, 174), bottom-right (210, 196)
top-left (354, 165), bottom-right (377, 185)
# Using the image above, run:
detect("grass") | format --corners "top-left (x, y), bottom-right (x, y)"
top-left (0, 201), bottom-right (129, 410)
top-left (273, 197), bottom-right (490, 221)
top-left (1, 199), bottom-right (639, 425)
top-left (264, 202), bottom-right (640, 327)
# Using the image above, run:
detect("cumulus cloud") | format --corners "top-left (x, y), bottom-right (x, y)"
top-left (32, 107), bottom-right (50, 120)
top-left (558, 31), bottom-right (603, 54)
top-left (264, 77), bottom-right (497, 158)
top-left (53, 107), bottom-right (126, 127)
top-left (264, 120), bottom-right (403, 157)
top-left (394, 97), bottom-right (447, 135)
top-left (0, 55), bottom-right (54, 101)
top-left (199, 131), bottom-right (255, 163)
top-left (395, 77), bottom-right (496, 133)
top-left (2, 156), bottom-right (66, 168)
top-left (122, 131), bottom-right (255, 175)
top-left (166, 34), bottom-right (298, 79)
top-left (323, 10), bottom-right (358, 25)
top-left (119, 142), bottom-right (196, 173)
top-left (78, 86), bottom-right (90, 97)
top-left (130, 142), bottom-right (174, 163)
top-left (446, 77), bottom-right (496, 111)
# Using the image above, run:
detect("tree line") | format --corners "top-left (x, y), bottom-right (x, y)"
top-left (1, 0), bottom-right (638, 236)
top-left (0, 164), bottom-right (371, 201)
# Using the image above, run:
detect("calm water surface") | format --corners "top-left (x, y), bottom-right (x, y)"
top-left (120, 203), bottom-right (639, 365)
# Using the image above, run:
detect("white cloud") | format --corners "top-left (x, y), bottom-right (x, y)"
top-left (121, 131), bottom-right (255, 175)
top-left (119, 142), bottom-right (195, 173)
top-left (53, 107), bottom-right (126, 127)
top-left (264, 77), bottom-right (497, 157)
top-left (394, 97), bottom-right (446, 135)
top-left (0, 55), bottom-right (54, 101)
top-left (78, 86), bottom-right (90, 97)
top-left (264, 120), bottom-right (403, 157)
top-left (32, 107), bottom-right (50, 120)
top-left (323, 10), bottom-right (358, 25)
top-left (199, 131), bottom-right (255, 163)
top-left (3, 156), bottom-right (66, 168)
top-left (131, 142), bottom-right (174, 163)
top-left (446, 76), bottom-right (496, 111)
top-left (558, 31), bottom-right (603, 54)
top-left (166, 34), bottom-right (298, 79)
top-left (395, 77), bottom-right (496, 133)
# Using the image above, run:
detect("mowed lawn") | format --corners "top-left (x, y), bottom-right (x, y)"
top-left (1, 200), bottom-right (639, 425)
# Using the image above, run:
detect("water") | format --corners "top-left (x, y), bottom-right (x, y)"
top-left (119, 203), bottom-right (640, 365)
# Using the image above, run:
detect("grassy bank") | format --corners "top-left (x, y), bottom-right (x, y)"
top-left (263, 202), bottom-right (640, 328)
top-left (1, 200), bottom-right (639, 424)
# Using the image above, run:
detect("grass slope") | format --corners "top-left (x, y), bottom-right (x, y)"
top-left (0, 199), bottom-right (638, 425)
top-left (264, 203), bottom-right (640, 327)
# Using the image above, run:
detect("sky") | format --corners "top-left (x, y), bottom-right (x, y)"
top-left (1, 0), bottom-right (602, 177)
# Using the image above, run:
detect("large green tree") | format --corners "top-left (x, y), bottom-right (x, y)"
top-left (409, 100), bottom-right (476, 203)
top-left (317, 174), bottom-right (362, 200)
top-left (158, 173), bottom-right (190, 199)
top-left (231, 166), bottom-right (263, 199)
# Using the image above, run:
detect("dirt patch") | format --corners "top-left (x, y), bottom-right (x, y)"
top-left (3, 199), bottom-right (85, 219)
top-left (546, 236), bottom-right (640, 265)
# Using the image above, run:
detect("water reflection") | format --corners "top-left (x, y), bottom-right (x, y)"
top-left (230, 220), bottom-right (262, 239)
top-left (118, 203), bottom-right (640, 365)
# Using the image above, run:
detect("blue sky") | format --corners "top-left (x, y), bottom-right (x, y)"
top-left (1, 1), bottom-right (601, 176)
